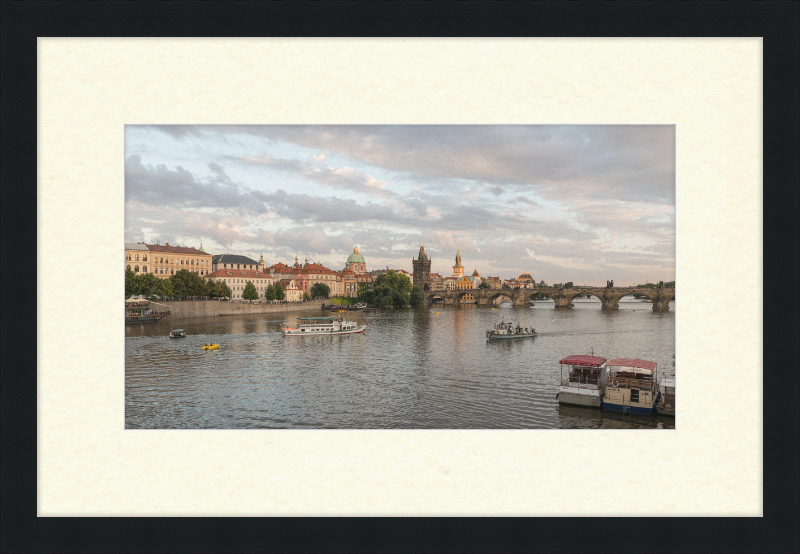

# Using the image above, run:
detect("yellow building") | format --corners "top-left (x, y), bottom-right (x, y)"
top-left (280, 279), bottom-right (303, 302)
top-left (125, 241), bottom-right (213, 278)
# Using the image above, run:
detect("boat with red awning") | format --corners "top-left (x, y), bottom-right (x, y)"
top-left (603, 358), bottom-right (659, 415)
top-left (557, 355), bottom-right (609, 408)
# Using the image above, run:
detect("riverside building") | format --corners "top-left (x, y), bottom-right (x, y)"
top-left (125, 241), bottom-right (213, 278)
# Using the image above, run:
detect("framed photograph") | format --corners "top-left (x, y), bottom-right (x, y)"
top-left (3, 2), bottom-right (797, 552)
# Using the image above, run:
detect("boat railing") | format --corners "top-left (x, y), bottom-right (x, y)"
top-left (608, 376), bottom-right (655, 391)
top-left (561, 378), bottom-right (601, 390)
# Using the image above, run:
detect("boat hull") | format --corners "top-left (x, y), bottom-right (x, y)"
top-left (283, 327), bottom-right (366, 336)
top-left (602, 402), bottom-right (655, 415)
top-left (558, 389), bottom-right (602, 407)
top-left (656, 407), bottom-right (675, 416)
top-left (487, 333), bottom-right (537, 340)
top-left (126, 316), bottom-right (165, 323)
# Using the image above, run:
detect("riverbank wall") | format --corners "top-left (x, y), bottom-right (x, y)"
top-left (157, 300), bottom-right (326, 320)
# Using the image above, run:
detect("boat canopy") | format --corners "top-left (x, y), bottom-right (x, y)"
top-left (559, 355), bottom-right (607, 367)
top-left (298, 317), bottom-right (334, 321)
top-left (607, 358), bottom-right (657, 372)
top-left (127, 297), bottom-right (148, 303)
top-left (171, 329), bottom-right (185, 333)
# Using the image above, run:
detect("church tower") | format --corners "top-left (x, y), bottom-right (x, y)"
top-left (452, 248), bottom-right (464, 278)
top-left (259, 249), bottom-right (265, 271)
top-left (412, 243), bottom-right (432, 291)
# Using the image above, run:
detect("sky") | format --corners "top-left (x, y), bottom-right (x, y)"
top-left (124, 125), bottom-right (675, 286)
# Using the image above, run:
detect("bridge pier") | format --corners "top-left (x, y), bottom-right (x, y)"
top-left (651, 298), bottom-right (671, 311)
top-left (552, 297), bottom-right (574, 308)
top-left (600, 297), bottom-right (620, 309)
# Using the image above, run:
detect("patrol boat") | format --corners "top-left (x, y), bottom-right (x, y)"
top-left (282, 316), bottom-right (366, 336)
top-left (486, 319), bottom-right (537, 340)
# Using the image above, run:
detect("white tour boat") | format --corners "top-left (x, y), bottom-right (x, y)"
top-left (557, 355), bottom-right (609, 408)
top-left (282, 316), bottom-right (366, 336)
top-left (603, 358), bottom-right (659, 415)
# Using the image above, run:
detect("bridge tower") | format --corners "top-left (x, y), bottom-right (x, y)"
top-left (412, 243), bottom-right (432, 291)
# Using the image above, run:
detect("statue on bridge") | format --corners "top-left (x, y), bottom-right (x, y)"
top-left (606, 280), bottom-right (614, 288)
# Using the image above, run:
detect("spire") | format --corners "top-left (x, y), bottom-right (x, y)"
top-left (456, 248), bottom-right (461, 265)
top-left (417, 242), bottom-right (428, 261)
top-left (259, 249), bottom-right (264, 264)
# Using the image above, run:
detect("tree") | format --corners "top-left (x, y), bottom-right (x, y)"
top-left (170, 269), bottom-right (207, 297)
top-left (310, 282), bottom-right (331, 298)
top-left (302, 292), bottom-right (310, 301)
top-left (539, 279), bottom-right (547, 287)
top-left (502, 284), bottom-right (511, 290)
top-left (274, 281), bottom-right (286, 301)
top-left (213, 280), bottom-right (232, 299)
top-left (479, 281), bottom-right (490, 289)
top-left (564, 281), bottom-right (574, 288)
top-left (265, 283), bottom-right (276, 301)
top-left (409, 285), bottom-right (425, 307)
top-left (374, 270), bottom-right (412, 294)
top-left (125, 269), bottom-right (138, 298)
top-left (242, 281), bottom-right (259, 303)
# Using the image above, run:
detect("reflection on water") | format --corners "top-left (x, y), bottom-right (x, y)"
top-left (126, 301), bottom-right (675, 429)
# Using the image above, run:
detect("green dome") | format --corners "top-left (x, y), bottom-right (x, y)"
top-left (346, 247), bottom-right (365, 264)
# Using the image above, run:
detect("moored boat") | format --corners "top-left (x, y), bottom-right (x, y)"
top-left (603, 358), bottom-right (659, 415)
top-left (557, 355), bottom-right (609, 408)
top-left (169, 329), bottom-right (186, 338)
top-left (125, 299), bottom-right (170, 323)
top-left (657, 377), bottom-right (675, 416)
top-left (282, 316), bottom-right (366, 336)
top-left (486, 319), bottom-right (537, 340)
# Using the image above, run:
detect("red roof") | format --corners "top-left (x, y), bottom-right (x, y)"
top-left (145, 243), bottom-right (208, 255)
top-left (206, 268), bottom-right (271, 279)
top-left (606, 358), bottom-right (657, 371)
top-left (559, 355), bottom-right (607, 367)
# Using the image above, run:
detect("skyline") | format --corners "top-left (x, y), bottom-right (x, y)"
top-left (124, 125), bottom-right (675, 285)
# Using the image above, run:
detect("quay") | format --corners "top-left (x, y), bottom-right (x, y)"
top-left (141, 299), bottom-right (326, 321)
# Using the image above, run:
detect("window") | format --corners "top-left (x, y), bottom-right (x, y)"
top-left (630, 389), bottom-right (640, 403)
top-left (224, 264), bottom-right (227, 269)
top-left (160, 268), bottom-right (164, 274)
top-left (171, 269), bottom-right (174, 274)
top-left (135, 254), bottom-right (139, 261)
top-left (143, 255), bottom-right (148, 261)
top-left (135, 265), bottom-right (139, 272)
top-left (126, 254), bottom-right (131, 261)
top-left (143, 266), bottom-right (147, 272)
top-left (181, 260), bottom-right (184, 264)
top-left (126, 265), bottom-right (131, 271)
top-left (237, 264), bottom-right (240, 269)
top-left (160, 257), bottom-right (163, 263)
top-left (191, 259), bottom-right (194, 265)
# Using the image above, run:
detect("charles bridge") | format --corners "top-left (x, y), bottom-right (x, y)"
top-left (423, 286), bottom-right (675, 311)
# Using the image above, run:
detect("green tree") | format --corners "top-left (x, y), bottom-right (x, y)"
top-left (409, 285), bottom-right (425, 307)
top-left (274, 281), bottom-right (286, 301)
top-left (479, 281), bottom-right (490, 289)
top-left (564, 281), bottom-right (574, 288)
top-left (502, 284), bottom-right (511, 290)
top-left (539, 279), bottom-right (547, 287)
top-left (374, 270), bottom-right (412, 294)
top-left (265, 283), bottom-right (276, 301)
top-left (169, 269), bottom-right (207, 297)
top-left (302, 292), bottom-right (310, 301)
top-left (125, 269), bottom-right (138, 298)
top-left (310, 282), bottom-right (331, 298)
top-left (215, 280), bottom-right (232, 299)
top-left (134, 272), bottom-right (173, 300)
top-left (242, 281), bottom-right (259, 303)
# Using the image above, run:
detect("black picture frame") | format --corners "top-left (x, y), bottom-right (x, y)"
top-left (2, 2), bottom-right (797, 552)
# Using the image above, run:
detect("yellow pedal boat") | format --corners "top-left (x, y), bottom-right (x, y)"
top-left (202, 344), bottom-right (219, 350)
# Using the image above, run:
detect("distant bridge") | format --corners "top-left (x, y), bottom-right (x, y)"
top-left (423, 286), bottom-right (675, 311)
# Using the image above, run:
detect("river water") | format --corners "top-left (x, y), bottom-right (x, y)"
top-left (125, 299), bottom-right (675, 429)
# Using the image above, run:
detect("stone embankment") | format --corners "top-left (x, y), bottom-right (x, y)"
top-left (158, 300), bottom-right (326, 320)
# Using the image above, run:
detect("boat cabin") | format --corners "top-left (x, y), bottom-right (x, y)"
top-left (604, 358), bottom-right (659, 415)
top-left (559, 355), bottom-right (608, 390)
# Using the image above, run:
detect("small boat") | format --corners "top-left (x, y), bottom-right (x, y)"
top-left (657, 376), bottom-right (675, 416)
top-left (486, 319), bottom-right (537, 340)
top-left (490, 308), bottom-right (499, 311)
top-left (433, 312), bottom-right (440, 314)
top-left (558, 355), bottom-right (609, 408)
top-left (169, 329), bottom-right (186, 338)
top-left (282, 316), bottom-right (366, 336)
top-left (603, 358), bottom-right (659, 415)
top-left (202, 343), bottom-right (219, 350)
